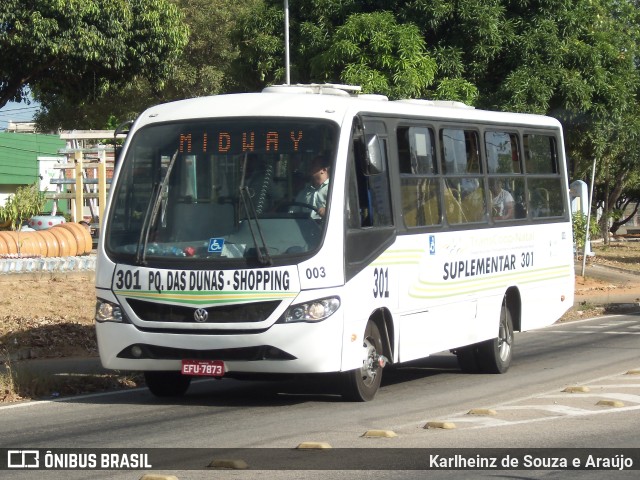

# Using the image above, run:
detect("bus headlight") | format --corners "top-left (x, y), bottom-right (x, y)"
top-left (95, 299), bottom-right (124, 323)
top-left (280, 297), bottom-right (340, 323)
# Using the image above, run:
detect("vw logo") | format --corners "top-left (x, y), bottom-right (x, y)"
top-left (193, 308), bottom-right (209, 323)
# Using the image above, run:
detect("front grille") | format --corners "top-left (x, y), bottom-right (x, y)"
top-left (117, 344), bottom-right (296, 361)
top-left (127, 299), bottom-right (281, 324)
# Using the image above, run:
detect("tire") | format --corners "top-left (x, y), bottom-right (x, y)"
top-left (477, 299), bottom-right (514, 374)
top-left (455, 298), bottom-right (514, 374)
top-left (455, 345), bottom-right (481, 373)
top-left (144, 371), bottom-right (192, 397)
top-left (342, 321), bottom-right (384, 402)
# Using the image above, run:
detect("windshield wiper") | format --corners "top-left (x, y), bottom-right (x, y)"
top-left (135, 149), bottom-right (179, 265)
top-left (238, 185), bottom-right (273, 266)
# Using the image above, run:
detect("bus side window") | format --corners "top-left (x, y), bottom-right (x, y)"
top-left (347, 137), bottom-right (378, 228)
top-left (351, 122), bottom-right (393, 228)
top-left (346, 168), bottom-right (360, 228)
top-left (524, 134), bottom-right (564, 218)
top-left (345, 123), bottom-right (396, 276)
top-left (485, 131), bottom-right (521, 174)
top-left (529, 179), bottom-right (564, 217)
top-left (365, 139), bottom-right (393, 226)
top-left (524, 134), bottom-right (558, 174)
top-left (350, 138), bottom-right (373, 227)
top-left (512, 179), bottom-right (527, 219)
top-left (397, 128), bottom-right (412, 174)
top-left (531, 187), bottom-right (550, 217)
top-left (485, 131), bottom-right (525, 220)
top-left (441, 128), bottom-right (487, 224)
top-left (397, 126), bottom-right (440, 227)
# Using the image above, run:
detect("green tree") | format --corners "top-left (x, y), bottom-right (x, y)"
top-left (233, 1), bottom-right (637, 110)
top-left (34, 0), bottom-right (259, 130)
top-left (394, 1), bottom-right (638, 117)
top-left (0, 0), bottom-right (188, 111)
top-left (564, 1), bottom-right (640, 242)
top-left (231, 1), bottom-right (289, 91)
top-left (233, 2), bottom-right (477, 101)
top-left (397, 0), bottom-right (510, 102)
top-left (232, 1), bottom-right (512, 95)
top-left (576, 105), bottom-right (640, 242)
top-left (34, 82), bottom-right (156, 131)
top-left (157, 0), bottom-right (262, 98)
top-left (312, 12), bottom-right (439, 99)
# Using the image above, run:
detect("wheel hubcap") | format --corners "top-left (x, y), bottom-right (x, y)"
top-left (360, 338), bottom-right (379, 386)
top-left (498, 316), bottom-right (512, 362)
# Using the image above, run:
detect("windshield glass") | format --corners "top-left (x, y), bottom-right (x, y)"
top-left (105, 118), bottom-right (337, 265)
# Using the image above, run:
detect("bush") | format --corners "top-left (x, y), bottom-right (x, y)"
top-left (0, 183), bottom-right (46, 231)
top-left (573, 211), bottom-right (600, 251)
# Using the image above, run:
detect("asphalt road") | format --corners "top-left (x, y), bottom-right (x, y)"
top-left (1, 312), bottom-right (639, 480)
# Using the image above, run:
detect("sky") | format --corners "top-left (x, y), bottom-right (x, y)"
top-left (0, 100), bottom-right (40, 130)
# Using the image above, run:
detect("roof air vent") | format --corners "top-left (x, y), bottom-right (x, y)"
top-left (395, 99), bottom-right (474, 109)
top-left (262, 83), bottom-right (362, 97)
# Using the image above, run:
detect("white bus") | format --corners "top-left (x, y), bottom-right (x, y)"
top-left (95, 84), bottom-right (574, 401)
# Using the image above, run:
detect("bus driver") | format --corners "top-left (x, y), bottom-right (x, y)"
top-left (294, 156), bottom-right (330, 220)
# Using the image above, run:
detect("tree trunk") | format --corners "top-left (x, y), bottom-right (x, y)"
top-left (602, 169), bottom-right (628, 243)
top-left (610, 200), bottom-right (639, 235)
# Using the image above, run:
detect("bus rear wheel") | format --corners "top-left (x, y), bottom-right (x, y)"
top-left (455, 299), bottom-right (514, 374)
top-left (342, 321), bottom-right (383, 402)
top-left (144, 371), bottom-right (192, 397)
top-left (478, 301), bottom-right (514, 373)
top-left (455, 345), bottom-right (481, 373)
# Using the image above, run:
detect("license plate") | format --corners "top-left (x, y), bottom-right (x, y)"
top-left (181, 360), bottom-right (225, 377)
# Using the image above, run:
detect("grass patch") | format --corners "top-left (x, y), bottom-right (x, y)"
top-left (591, 241), bottom-right (640, 272)
top-left (575, 301), bottom-right (597, 311)
top-left (1, 356), bottom-right (142, 402)
top-left (0, 360), bottom-right (18, 402)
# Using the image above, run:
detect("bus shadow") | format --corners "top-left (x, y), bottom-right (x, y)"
top-left (381, 353), bottom-right (460, 387)
top-left (56, 354), bottom-right (462, 407)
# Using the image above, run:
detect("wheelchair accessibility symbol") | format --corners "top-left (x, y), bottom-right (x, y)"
top-left (208, 238), bottom-right (225, 253)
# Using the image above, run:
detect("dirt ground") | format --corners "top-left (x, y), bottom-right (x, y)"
top-left (568, 273), bottom-right (640, 320)
top-left (0, 272), bottom-right (96, 360)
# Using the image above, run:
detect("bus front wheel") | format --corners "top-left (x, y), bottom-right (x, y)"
top-left (144, 371), bottom-right (192, 397)
top-left (342, 321), bottom-right (383, 402)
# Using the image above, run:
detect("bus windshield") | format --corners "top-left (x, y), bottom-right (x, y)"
top-left (105, 118), bottom-right (337, 265)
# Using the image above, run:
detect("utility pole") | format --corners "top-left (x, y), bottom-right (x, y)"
top-left (284, 0), bottom-right (291, 85)
top-left (581, 157), bottom-right (597, 277)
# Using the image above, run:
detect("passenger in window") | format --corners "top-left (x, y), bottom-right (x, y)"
top-left (294, 156), bottom-right (330, 220)
top-left (460, 177), bottom-right (485, 222)
top-left (531, 188), bottom-right (550, 217)
top-left (490, 179), bottom-right (514, 220)
top-left (461, 177), bottom-right (479, 197)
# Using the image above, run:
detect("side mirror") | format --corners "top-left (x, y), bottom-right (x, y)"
top-left (365, 134), bottom-right (384, 175)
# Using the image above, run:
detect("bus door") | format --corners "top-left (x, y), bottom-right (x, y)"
top-left (342, 117), bottom-right (396, 368)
